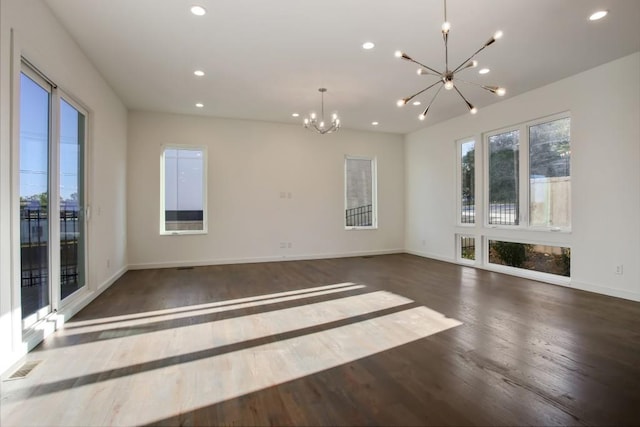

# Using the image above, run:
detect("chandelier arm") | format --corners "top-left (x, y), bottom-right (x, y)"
top-left (444, 33), bottom-right (449, 72)
top-left (451, 44), bottom-right (488, 74)
top-left (405, 57), bottom-right (442, 76)
top-left (453, 77), bottom-right (503, 94)
top-left (403, 79), bottom-right (443, 104)
top-left (452, 85), bottom-right (475, 111)
top-left (421, 83), bottom-right (444, 118)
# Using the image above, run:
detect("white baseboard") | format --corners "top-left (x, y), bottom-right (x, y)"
top-left (405, 249), bottom-right (455, 264)
top-left (128, 248), bottom-right (405, 270)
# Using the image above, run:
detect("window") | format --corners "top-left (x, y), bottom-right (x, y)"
top-left (529, 117), bottom-right (571, 228)
top-left (457, 235), bottom-right (476, 264)
top-left (345, 156), bottom-right (377, 228)
top-left (160, 146), bottom-right (207, 234)
top-left (485, 114), bottom-right (570, 230)
top-left (457, 138), bottom-right (475, 224)
top-left (488, 240), bottom-right (570, 277)
top-left (487, 130), bottom-right (520, 226)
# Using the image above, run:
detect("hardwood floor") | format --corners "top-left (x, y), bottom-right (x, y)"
top-left (2, 254), bottom-right (639, 426)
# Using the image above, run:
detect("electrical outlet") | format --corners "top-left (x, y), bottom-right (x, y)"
top-left (615, 265), bottom-right (624, 275)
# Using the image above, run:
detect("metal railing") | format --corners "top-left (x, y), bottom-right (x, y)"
top-left (20, 203), bottom-right (80, 288)
top-left (488, 202), bottom-right (518, 225)
top-left (346, 204), bottom-right (372, 227)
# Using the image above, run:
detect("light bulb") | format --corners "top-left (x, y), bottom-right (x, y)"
top-left (444, 80), bottom-right (454, 90)
top-left (471, 60), bottom-right (478, 68)
top-left (320, 121), bottom-right (325, 128)
top-left (394, 50), bottom-right (403, 58)
top-left (193, 70), bottom-right (205, 77)
top-left (304, 118), bottom-right (309, 125)
top-left (493, 30), bottom-right (503, 40)
top-left (496, 87), bottom-right (506, 96)
top-left (417, 68), bottom-right (424, 75)
top-left (470, 107), bottom-right (478, 115)
top-left (310, 113), bottom-right (316, 120)
top-left (419, 114), bottom-right (426, 121)
top-left (441, 21), bottom-right (451, 33)
top-left (332, 113), bottom-right (338, 121)
top-left (397, 99), bottom-right (407, 107)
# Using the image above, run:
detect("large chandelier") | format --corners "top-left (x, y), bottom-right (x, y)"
top-left (303, 88), bottom-right (341, 134)
top-left (395, 0), bottom-right (506, 121)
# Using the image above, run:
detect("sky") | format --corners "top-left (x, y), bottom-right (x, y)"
top-left (20, 72), bottom-right (82, 202)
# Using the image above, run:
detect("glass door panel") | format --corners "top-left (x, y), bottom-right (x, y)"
top-left (59, 99), bottom-right (86, 299)
top-left (19, 72), bottom-right (51, 320)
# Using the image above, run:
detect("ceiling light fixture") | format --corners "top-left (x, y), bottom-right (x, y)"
top-left (292, 113), bottom-right (300, 117)
top-left (589, 10), bottom-right (608, 21)
top-left (190, 5), bottom-right (206, 16)
top-left (303, 88), bottom-right (341, 135)
top-left (395, 0), bottom-right (506, 121)
top-left (478, 68), bottom-right (490, 74)
top-left (194, 70), bottom-right (205, 77)
top-left (195, 103), bottom-right (204, 108)
top-left (362, 42), bottom-right (375, 50)
top-left (372, 121), bottom-right (379, 126)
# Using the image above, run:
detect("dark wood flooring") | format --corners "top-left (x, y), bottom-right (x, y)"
top-left (2, 254), bottom-right (639, 426)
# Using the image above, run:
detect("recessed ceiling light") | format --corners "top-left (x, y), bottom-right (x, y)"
top-left (194, 70), bottom-right (205, 77)
top-left (362, 42), bottom-right (375, 50)
top-left (479, 68), bottom-right (490, 74)
top-left (190, 5), bottom-right (206, 16)
top-left (195, 103), bottom-right (204, 108)
top-left (589, 10), bottom-right (608, 21)
top-left (412, 101), bottom-right (421, 106)
top-left (372, 121), bottom-right (379, 126)
top-left (292, 113), bottom-right (300, 117)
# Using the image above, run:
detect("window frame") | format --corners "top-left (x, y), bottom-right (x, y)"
top-left (159, 144), bottom-right (208, 236)
top-left (483, 112), bottom-right (571, 232)
top-left (344, 155), bottom-right (378, 230)
top-left (456, 233), bottom-right (477, 265)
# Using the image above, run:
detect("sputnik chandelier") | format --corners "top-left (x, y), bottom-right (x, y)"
top-left (303, 88), bottom-right (341, 134)
top-left (395, 0), bottom-right (506, 121)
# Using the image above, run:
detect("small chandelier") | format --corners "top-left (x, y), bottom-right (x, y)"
top-left (395, 0), bottom-right (506, 121)
top-left (303, 88), bottom-right (341, 134)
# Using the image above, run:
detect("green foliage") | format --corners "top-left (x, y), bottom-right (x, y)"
top-left (488, 131), bottom-right (519, 203)
top-left (558, 247), bottom-right (571, 277)
top-left (492, 241), bottom-right (529, 268)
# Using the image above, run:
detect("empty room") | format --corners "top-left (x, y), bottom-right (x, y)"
top-left (1, 0), bottom-right (639, 425)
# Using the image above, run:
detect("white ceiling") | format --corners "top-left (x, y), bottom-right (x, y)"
top-left (44, 0), bottom-right (640, 134)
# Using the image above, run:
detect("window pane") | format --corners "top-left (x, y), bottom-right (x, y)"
top-left (60, 98), bottom-right (86, 299)
top-left (529, 118), bottom-right (571, 227)
top-left (345, 158), bottom-right (374, 227)
top-left (460, 236), bottom-right (475, 261)
top-left (164, 148), bottom-right (204, 231)
top-left (488, 130), bottom-right (519, 225)
top-left (19, 72), bottom-right (50, 318)
top-left (460, 140), bottom-right (475, 224)
top-left (489, 240), bottom-right (570, 277)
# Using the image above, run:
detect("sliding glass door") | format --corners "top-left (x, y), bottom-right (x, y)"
top-left (19, 62), bottom-right (87, 328)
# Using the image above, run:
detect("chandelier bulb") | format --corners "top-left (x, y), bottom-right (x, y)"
top-left (419, 114), bottom-right (426, 121)
top-left (417, 68), bottom-right (424, 75)
top-left (332, 113), bottom-right (338, 121)
top-left (444, 80), bottom-right (454, 90)
top-left (471, 60), bottom-right (478, 68)
top-left (494, 30), bottom-right (503, 40)
top-left (320, 121), bottom-right (325, 128)
top-left (470, 106), bottom-right (478, 115)
top-left (310, 112), bottom-right (316, 120)
top-left (394, 50), bottom-right (403, 58)
top-left (397, 99), bottom-right (407, 107)
top-left (441, 21), bottom-right (451, 33)
top-left (496, 87), bottom-right (506, 96)
top-left (304, 118), bottom-right (309, 125)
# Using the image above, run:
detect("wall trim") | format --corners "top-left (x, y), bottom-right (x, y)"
top-left (128, 248), bottom-right (405, 270)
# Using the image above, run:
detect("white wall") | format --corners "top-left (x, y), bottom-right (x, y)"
top-left (0, 0), bottom-right (128, 374)
top-left (405, 52), bottom-right (640, 302)
top-left (128, 112), bottom-right (404, 268)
